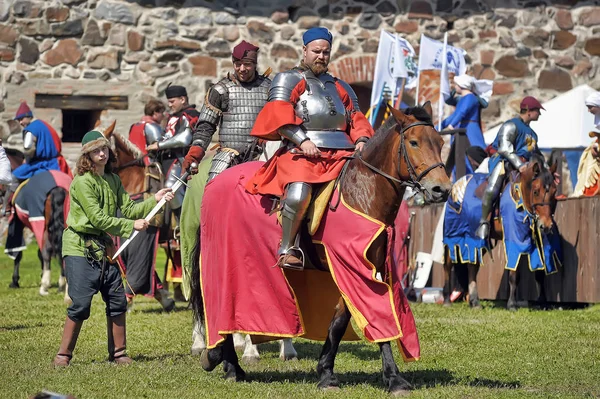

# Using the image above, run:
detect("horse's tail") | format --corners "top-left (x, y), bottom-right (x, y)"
top-left (190, 229), bottom-right (204, 324)
top-left (47, 186), bottom-right (67, 260)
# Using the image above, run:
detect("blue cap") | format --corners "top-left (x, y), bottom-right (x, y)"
top-left (302, 27), bottom-right (333, 46)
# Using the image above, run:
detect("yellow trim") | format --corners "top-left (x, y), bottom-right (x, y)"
top-left (200, 247), bottom-right (307, 350)
top-left (11, 179), bottom-right (30, 205)
top-left (311, 192), bottom-right (406, 345)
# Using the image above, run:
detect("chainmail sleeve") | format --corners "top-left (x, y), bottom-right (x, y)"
top-left (192, 84), bottom-right (226, 150)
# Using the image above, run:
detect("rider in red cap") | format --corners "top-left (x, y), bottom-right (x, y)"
top-left (475, 95), bottom-right (545, 240)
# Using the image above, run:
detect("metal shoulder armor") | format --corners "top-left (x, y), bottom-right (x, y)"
top-left (144, 122), bottom-right (163, 145)
top-left (336, 79), bottom-right (361, 111)
top-left (496, 121), bottom-right (523, 170)
top-left (158, 118), bottom-right (192, 150)
top-left (268, 70), bottom-right (304, 102)
top-left (23, 130), bottom-right (36, 154)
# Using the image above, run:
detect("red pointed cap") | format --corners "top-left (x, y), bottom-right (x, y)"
top-left (14, 101), bottom-right (33, 120)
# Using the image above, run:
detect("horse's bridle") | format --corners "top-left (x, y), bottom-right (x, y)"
top-left (356, 121), bottom-right (445, 200)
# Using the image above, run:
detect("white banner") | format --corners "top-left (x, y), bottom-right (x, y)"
top-left (370, 31), bottom-right (417, 117)
top-left (418, 35), bottom-right (466, 75)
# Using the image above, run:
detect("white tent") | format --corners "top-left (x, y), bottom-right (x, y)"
top-left (484, 84), bottom-right (598, 149)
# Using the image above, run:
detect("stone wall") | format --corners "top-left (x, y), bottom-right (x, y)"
top-left (0, 0), bottom-right (599, 153)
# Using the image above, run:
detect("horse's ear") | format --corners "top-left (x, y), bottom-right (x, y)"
top-left (532, 161), bottom-right (541, 178)
top-left (422, 101), bottom-right (433, 118)
top-left (387, 103), bottom-right (407, 123)
top-left (104, 120), bottom-right (116, 138)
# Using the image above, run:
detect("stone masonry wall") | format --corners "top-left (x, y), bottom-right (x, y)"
top-left (0, 0), bottom-right (599, 159)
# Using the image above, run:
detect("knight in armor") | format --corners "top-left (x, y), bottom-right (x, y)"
top-left (475, 96), bottom-right (545, 240)
top-left (145, 84), bottom-right (199, 212)
top-left (128, 99), bottom-right (166, 155)
top-left (244, 27), bottom-right (374, 270)
top-left (3, 101), bottom-right (73, 214)
top-left (182, 40), bottom-right (271, 181)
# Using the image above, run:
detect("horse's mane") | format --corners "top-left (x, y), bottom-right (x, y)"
top-left (110, 131), bottom-right (144, 160)
top-left (529, 152), bottom-right (554, 187)
top-left (365, 105), bottom-right (432, 152)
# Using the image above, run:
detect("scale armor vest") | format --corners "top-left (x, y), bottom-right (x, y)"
top-left (212, 75), bottom-right (271, 153)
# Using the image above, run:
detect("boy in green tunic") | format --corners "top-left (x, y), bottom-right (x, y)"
top-left (54, 130), bottom-right (174, 367)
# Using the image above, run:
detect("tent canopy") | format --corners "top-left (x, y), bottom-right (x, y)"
top-left (484, 84), bottom-right (598, 150)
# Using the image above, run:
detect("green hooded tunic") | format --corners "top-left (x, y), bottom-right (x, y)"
top-left (62, 172), bottom-right (157, 258)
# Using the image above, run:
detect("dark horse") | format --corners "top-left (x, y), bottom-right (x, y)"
top-left (190, 103), bottom-right (451, 394)
top-left (443, 153), bottom-right (558, 310)
top-left (2, 148), bottom-right (68, 295)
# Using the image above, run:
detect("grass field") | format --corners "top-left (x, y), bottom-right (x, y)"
top-left (1, 247), bottom-right (599, 399)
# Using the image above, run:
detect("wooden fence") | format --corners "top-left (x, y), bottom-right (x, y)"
top-left (408, 196), bottom-right (600, 303)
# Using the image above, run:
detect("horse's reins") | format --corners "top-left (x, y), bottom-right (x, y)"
top-left (356, 121), bottom-right (445, 201)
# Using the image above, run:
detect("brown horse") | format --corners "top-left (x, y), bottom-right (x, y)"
top-left (2, 149), bottom-right (68, 295)
top-left (442, 153), bottom-right (558, 310)
top-left (191, 103), bottom-right (451, 394)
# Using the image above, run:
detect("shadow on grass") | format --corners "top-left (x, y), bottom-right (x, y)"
top-left (246, 368), bottom-right (520, 390)
top-left (0, 322), bottom-right (44, 332)
top-left (130, 353), bottom-right (190, 362)
top-left (135, 306), bottom-right (190, 314)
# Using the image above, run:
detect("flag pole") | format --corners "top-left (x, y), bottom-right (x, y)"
top-left (395, 78), bottom-right (406, 109)
top-left (438, 32), bottom-right (448, 131)
top-left (371, 83), bottom-right (387, 126)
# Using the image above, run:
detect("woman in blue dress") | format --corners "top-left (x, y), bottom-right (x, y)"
top-left (441, 74), bottom-right (488, 177)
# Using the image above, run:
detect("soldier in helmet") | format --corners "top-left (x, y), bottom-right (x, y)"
top-left (244, 27), bottom-right (374, 270)
top-left (182, 40), bottom-right (271, 181)
top-left (475, 96), bottom-right (546, 240)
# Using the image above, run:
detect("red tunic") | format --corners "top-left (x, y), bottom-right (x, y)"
top-left (245, 78), bottom-right (374, 196)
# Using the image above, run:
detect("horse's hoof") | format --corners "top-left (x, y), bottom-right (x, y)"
top-left (507, 305), bottom-right (517, 312)
top-left (39, 287), bottom-right (49, 296)
top-left (389, 377), bottom-right (412, 396)
top-left (200, 348), bottom-right (223, 372)
top-left (443, 301), bottom-right (452, 308)
top-left (241, 355), bottom-right (260, 365)
top-left (280, 355), bottom-right (298, 361)
top-left (391, 388), bottom-right (411, 397)
top-left (223, 368), bottom-right (246, 382)
top-left (9, 282), bottom-right (19, 289)
top-left (317, 373), bottom-right (340, 390)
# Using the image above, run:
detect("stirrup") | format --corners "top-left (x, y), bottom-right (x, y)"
top-left (277, 247), bottom-right (305, 271)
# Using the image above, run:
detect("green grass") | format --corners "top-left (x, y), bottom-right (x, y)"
top-left (1, 247), bottom-right (599, 398)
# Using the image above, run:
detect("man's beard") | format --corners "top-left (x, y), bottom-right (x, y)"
top-left (302, 61), bottom-right (328, 76)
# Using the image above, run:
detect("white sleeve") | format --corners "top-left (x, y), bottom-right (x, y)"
top-left (0, 147), bottom-right (13, 185)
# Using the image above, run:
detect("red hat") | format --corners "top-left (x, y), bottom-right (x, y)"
top-left (14, 101), bottom-right (33, 120)
top-left (520, 96), bottom-right (545, 111)
top-left (232, 40), bottom-right (259, 63)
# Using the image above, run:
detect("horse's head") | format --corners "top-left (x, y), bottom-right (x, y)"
top-left (518, 153), bottom-right (557, 233)
top-left (95, 120), bottom-right (142, 168)
top-left (385, 102), bottom-right (451, 203)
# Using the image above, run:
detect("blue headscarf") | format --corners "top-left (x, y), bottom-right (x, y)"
top-left (302, 27), bottom-right (333, 45)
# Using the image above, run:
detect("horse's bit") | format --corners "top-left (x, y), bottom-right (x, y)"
top-left (356, 121), bottom-right (445, 201)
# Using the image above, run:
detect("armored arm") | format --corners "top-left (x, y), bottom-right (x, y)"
top-left (192, 85), bottom-right (225, 150)
top-left (157, 118), bottom-right (192, 150)
top-left (268, 70), bottom-right (310, 146)
top-left (144, 123), bottom-right (163, 146)
top-left (23, 130), bottom-right (36, 157)
top-left (496, 121), bottom-right (524, 170)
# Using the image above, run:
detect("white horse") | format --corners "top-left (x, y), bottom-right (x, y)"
top-left (189, 140), bottom-right (298, 362)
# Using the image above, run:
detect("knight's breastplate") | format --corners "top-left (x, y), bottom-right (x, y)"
top-left (220, 77), bottom-right (270, 153)
top-left (294, 73), bottom-right (354, 149)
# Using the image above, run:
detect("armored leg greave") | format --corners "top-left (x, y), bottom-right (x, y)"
top-left (278, 182), bottom-right (312, 259)
top-left (476, 163), bottom-right (505, 240)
